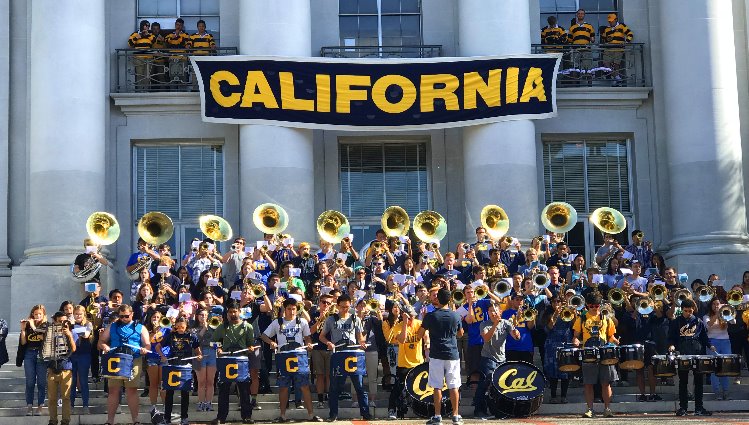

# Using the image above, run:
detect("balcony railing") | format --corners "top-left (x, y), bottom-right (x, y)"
top-left (531, 43), bottom-right (646, 87)
top-left (114, 47), bottom-right (238, 93)
top-left (320, 45), bottom-right (442, 59)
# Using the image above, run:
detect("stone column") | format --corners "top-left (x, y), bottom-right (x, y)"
top-left (238, 1), bottom-right (316, 244)
top-left (658, 1), bottom-right (749, 279)
top-left (0, 0), bottom-right (11, 320)
top-left (11, 0), bottom-right (106, 327)
top-left (459, 0), bottom-right (540, 240)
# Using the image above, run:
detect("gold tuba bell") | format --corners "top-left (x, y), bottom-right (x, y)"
top-left (199, 215), bottom-right (233, 242)
top-left (413, 210), bottom-right (447, 243)
top-left (317, 210), bottom-right (351, 244)
top-left (253, 203), bottom-right (289, 235)
top-left (560, 306), bottom-right (577, 322)
top-left (480, 205), bottom-right (510, 240)
top-left (590, 207), bottom-right (627, 235)
top-left (608, 288), bottom-right (625, 306)
top-left (86, 212), bottom-right (121, 246)
top-left (381, 206), bottom-right (410, 237)
top-left (649, 284), bottom-right (668, 301)
top-left (728, 289), bottom-right (744, 306)
top-left (540, 202), bottom-right (578, 233)
top-left (138, 212), bottom-right (174, 245)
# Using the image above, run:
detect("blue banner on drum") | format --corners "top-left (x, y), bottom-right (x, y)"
top-left (191, 55), bottom-right (560, 131)
top-left (331, 351), bottom-right (366, 376)
top-left (276, 351), bottom-right (310, 377)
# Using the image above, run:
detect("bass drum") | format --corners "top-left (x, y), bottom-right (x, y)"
top-left (404, 363), bottom-right (451, 418)
top-left (487, 361), bottom-right (546, 418)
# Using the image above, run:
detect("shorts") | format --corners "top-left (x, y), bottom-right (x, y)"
top-left (147, 356), bottom-right (165, 367)
top-left (196, 347), bottom-right (217, 368)
top-left (311, 350), bottom-right (331, 375)
top-left (108, 361), bottom-right (142, 389)
top-left (276, 373), bottom-right (311, 388)
top-left (428, 358), bottom-right (461, 390)
top-left (248, 345), bottom-right (262, 370)
top-left (465, 345), bottom-right (483, 377)
top-left (581, 362), bottom-right (619, 385)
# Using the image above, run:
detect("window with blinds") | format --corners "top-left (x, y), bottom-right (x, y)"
top-left (542, 139), bottom-right (630, 213)
top-left (340, 142), bottom-right (429, 221)
top-left (339, 0), bottom-right (422, 47)
top-left (540, 0), bottom-right (617, 33)
top-left (137, 0), bottom-right (220, 39)
top-left (134, 144), bottom-right (224, 220)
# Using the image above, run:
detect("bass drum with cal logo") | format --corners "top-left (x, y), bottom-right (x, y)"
top-left (404, 363), bottom-right (452, 418)
top-left (487, 361), bottom-right (546, 418)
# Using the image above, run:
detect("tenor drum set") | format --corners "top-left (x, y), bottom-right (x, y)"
top-left (557, 343), bottom-right (648, 371)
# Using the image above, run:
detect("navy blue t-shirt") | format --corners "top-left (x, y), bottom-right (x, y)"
top-left (421, 308), bottom-right (461, 360)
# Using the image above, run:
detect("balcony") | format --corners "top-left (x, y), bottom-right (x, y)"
top-left (114, 47), bottom-right (238, 93)
top-left (531, 43), bottom-right (646, 87)
top-left (320, 45), bottom-right (442, 59)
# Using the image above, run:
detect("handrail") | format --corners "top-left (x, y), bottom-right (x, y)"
top-left (531, 43), bottom-right (646, 87)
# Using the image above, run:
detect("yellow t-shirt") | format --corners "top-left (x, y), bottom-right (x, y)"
top-left (573, 313), bottom-right (616, 346)
top-left (390, 319), bottom-right (424, 368)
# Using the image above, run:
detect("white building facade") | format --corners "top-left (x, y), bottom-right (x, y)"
top-left (2, 0), bottom-right (749, 328)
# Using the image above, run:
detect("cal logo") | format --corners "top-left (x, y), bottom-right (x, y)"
top-left (344, 357), bottom-right (357, 373)
top-left (286, 356), bottom-right (299, 373)
top-left (497, 368), bottom-right (538, 394)
top-left (167, 371), bottom-right (182, 387)
top-left (226, 363), bottom-right (238, 380)
top-left (108, 357), bottom-right (121, 373)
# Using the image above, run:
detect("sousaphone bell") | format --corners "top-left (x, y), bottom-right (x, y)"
top-left (541, 202), bottom-right (578, 233)
top-left (137, 212), bottom-right (174, 245)
top-left (86, 212), bottom-right (121, 246)
top-left (480, 205), bottom-right (509, 240)
top-left (317, 210), bottom-right (350, 244)
top-left (199, 215), bottom-right (233, 242)
top-left (413, 210), bottom-right (447, 243)
top-left (381, 206), bottom-right (410, 237)
top-left (590, 207), bottom-right (627, 235)
top-left (253, 203), bottom-right (289, 235)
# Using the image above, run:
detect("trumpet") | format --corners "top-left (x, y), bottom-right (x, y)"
top-left (720, 305), bottom-right (737, 323)
top-left (532, 272), bottom-right (550, 290)
top-left (367, 298), bottom-right (380, 310)
top-left (560, 306), bottom-right (577, 322)
top-left (600, 304), bottom-right (615, 319)
top-left (160, 316), bottom-right (172, 329)
top-left (428, 242), bottom-right (439, 251)
top-left (568, 294), bottom-right (585, 311)
top-left (695, 285), bottom-right (715, 303)
top-left (522, 308), bottom-right (537, 322)
top-left (608, 288), bottom-right (626, 306)
top-left (208, 315), bottom-right (222, 329)
top-left (335, 257), bottom-right (345, 266)
top-left (728, 289), bottom-right (744, 306)
top-left (451, 289), bottom-right (465, 304)
top-left (649, 284), bottom-right (668, 301)
top-left (251, 284), bottom-right (266, 298)
top-left (637, 297), bottom-right (655, 316)
top-left (674, 288), bottom-right (692, 306)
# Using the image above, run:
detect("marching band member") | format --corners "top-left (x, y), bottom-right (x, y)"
top-left (192, 309), bottom-right (217, 412)
top-left (260, 298), bottom-right (322, 423)
top-left (543, 296), bottom-right (573, 404)
top-left (517, 248), bottom-right (548, 277)
top-left (602, 258), bottom-right (622, 288)
top-left (46, 311), bottom-right (77, 425)
top-left (131, 268), bottom-right (151, 304)
top-left (144, 311), bottom-right (169, 412)
top-left (473, 300), bottom-right (521, 419)
top-left (356, 299), bottom-right (381, 408)
top-left (293, 242), bottom-right (318, 285)
top-left (628, 296), bottom-right (661, 402)
top-left (727, 283), bottom-right (749, 384)
top-left (70, 305), bottom-right (93, 413)
top-left (72, 238), bottom-right (109, 282)
top-left (416, 287), bottom-right (464, 425)
top-left (239, 283), bottom-right (273, 410)
top-left (546, 267), bottom-right (563, 297)
top-left (156, 316), bottom-right (201, 425)
top-left (98, 304), bottom-right (151, 425)
top-left (211, 300), bottom-right (256, 425)
top-left (704, 298), bottom-right (733, 400)
top-left (21, 304), bottom-right (48, 416)
top-left (572, 292), bottom-right (619, 418)
top-left (319, 294), bottom-right (372, 421)
top-left (187, 241), bottom-right (219, 284)
top-left (221, 237), bottom-right (248, 283)
top-left (484, 249), bottom-right (509, 284)
top-left (132, 283), bottom-right (155, 323)
top-left (624, 230), bottom-right (653, 269)
top-left (545, 242), bottom-right (571, 277)
top-left (669, 298), bottom-right (714, 416)
top-left (126, 237), bottom-right (160, 279)
top-left (470, 226), bottom-right (492, 265)
top-left (155, 256), bottom-right (180, 304)
top-left (387, 304), bottom-right (428, 420)
top-left (502, 294), bottom-right (535, 363)
top-left (459, 283), bottom-right (502, 387)
top-left (595, 234), bottom-right (622, 268)
top-left (309, 294), bottom-right (335, 407)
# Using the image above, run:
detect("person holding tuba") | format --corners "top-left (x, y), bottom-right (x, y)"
top-left (126, 237), bottom-right (160, 280)
top-left (624, 229), bottom-right (653, 269)
top-left (73, 238), bottom-right (110, 283)
top-left (470, 226), bottom-right (493, 265)
top-left (542, 296), bottom-right (574, 404)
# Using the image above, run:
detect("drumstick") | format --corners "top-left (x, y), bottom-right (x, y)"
top-left (124, 343), bottom-right (152, 354)
top-left (167, 355), bottom-right (200, 361)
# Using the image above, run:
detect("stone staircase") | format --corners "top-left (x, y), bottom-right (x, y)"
top-left (2, 334), bottom-right (749, 424)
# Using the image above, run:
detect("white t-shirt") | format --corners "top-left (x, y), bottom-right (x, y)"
top-left (263, 317), bottom-right (311, 347)
top-left (703, 314), bottom-right (730, 340)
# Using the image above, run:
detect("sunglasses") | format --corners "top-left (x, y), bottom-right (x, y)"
top-left (587, 304), bottom-right (600, 309)
top-left (320, 300), bottom-right (331, 305)
top-left (119, 314), bottom-right (131, 318)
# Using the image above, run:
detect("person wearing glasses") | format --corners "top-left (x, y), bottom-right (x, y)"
top-left (572, 292), bottom-right (619, 418)
top-left (309, 294), bottom-right (335, 408)
top-left (370, 260), bottom-right (391, 294)
top-left (98, 305), bottom-right (151, 425)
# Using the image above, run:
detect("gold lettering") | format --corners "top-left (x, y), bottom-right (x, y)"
top-left (463, 70), bottom-right (501, 110)
top-left (344, 357), bottom-right (358, 373)
top-left (420, 74), bottom-right (460, 112)
top-left (226, 363), bottom-right (238, 380)
top-left (279, 72), bottom-right (315, 111)
top-left (316, 74), bottom-right (331, 113)
top-left (240, 71), bottom-right (279, 109)
top-left (371, 75), bottom-right (417, 114)
top-left (519, 68), bottom-right (546, 103)
top-left (108, 357), bottom-right (120, 374)
top-left (336, 75), bottom-right (371, 113)
top-left (497, 368), bottom-right (538, 394)
top-left (505, 68), bottom-right (520, 104)
top-left (286, 357), bottom-right (299, 373)
top-left (210, 71), bottom-right (241, 107)
top-left (167, 371), bottom-right (182, 387)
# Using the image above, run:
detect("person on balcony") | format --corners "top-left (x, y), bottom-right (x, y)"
top-left (150, 22), bottom-right (167, 87)
top-left (602, 13), bottom-right (634, 86)
top-left (165, 18), bottom-right (192, 90)
top-left (190, 20), bottom-right (217, 89)
top-left (567, 9), bottom-right (596, 84)
top-left (127, 20), bottom-right (156, 91)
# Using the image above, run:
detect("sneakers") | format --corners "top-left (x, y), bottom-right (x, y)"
top-left (309, 416), bottom-right (324, 423)
top-left (326, 417), bottom-right (337, 422)
top-left (582, 408), bottom-right (593, 418)
top-left (694, 408), bottom-right (712, 416)
top-left (180, 418), bottom-right (189, 425)
top-left (57, 399), bottom-right (62, 407)
top-left (273, 417), bottom-right (289, 423)
top-left (369, 400), bottom-right (376, 408)
top-left (26, 405), bottom-right (32, 416)
top-left (637, 394), bottom-right (647, 402)
top-left (197, 402), bottom-right (206, 412)
top-left (603, 408), bottom-right (614, 418)
top-left (451, 415), bottom-right (464, 425)
top-left (206, 403), bottom-right (214, 411)
top-left (647, 394), bottom-right (662, 402)
top-left (388, 409), bottom-right (397, 420)
top-left (426, 415), bottom-right (442, 425)
top-left (317, 401), bottom-right (326, 408)
top-left (251, 398), bottom-right (261, 410)
top-left (560, 397), bottom-right (568, 404)
top-left (35, 406), bottom-right (44, 416)
top-left (209, 419), bottom-right (226, 425)
top-left (676, 408), bottom-right (687, 416)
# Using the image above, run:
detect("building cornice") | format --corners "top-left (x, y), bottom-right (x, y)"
top-left (557, 87), bottom-right (652, 109)
top-left (110, 92), bottom-right (201, 116)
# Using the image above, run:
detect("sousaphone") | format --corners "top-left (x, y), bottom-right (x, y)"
top-left (381, 206), bottom-right (410, 237)
top-left (590, 207), bottom-right (627, 235)
top-left (541, 202), bottom-right (578, 233)
top-left (199, 215), bottom-right (233, 242)
top-left (413, 210), bottom-right (447, 243)
top-left (253, 203), bottom-right (289, 235)
top-left (480, 205), bottom-right (509, 240)
top-left (137, 212), bottom-right (174, 245)
top-left (317, 210), bottom-right (350, 244)
top-left (86, 212), bottom-right (120, 246)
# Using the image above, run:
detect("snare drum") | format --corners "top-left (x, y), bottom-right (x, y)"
top-left (487, 361), bottom-right (546, 418)
top-left (331, 350), bottom-right (366, 376)
top-left (275, 350), bottom-right (310, 377)
top-left (217, 356), bottom-right (249, 382)
top-left (582, 347), bottom-right (599, 363)
top-left (715, 354), bottom-right (742, 377)
top-left (557, 347), bottom-right (582, 372)
top-left (404, 363), bottom-right (451, 418)
top-left (619, 344), bottom-right (645, 370)
top-left (101, 352), bottom-right (134, 381)
top-left (599, 346), bottom-right (620, 366)
top-left (652, 355), bottom-right (676, 377)
top-left (695, 355), bottom-right (716, 374)
top-left (676, 355), bottom-right (696, 371)
top-left (161, 364), bottom-right (193, 391)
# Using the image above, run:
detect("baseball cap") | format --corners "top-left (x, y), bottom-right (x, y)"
top-left (607, 13), bottom-right (617, 21)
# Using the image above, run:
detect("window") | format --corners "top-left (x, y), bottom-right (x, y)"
top-left (339, 0), bottom-right (422, 47)
top-left (540, 0), bottom-right (617, 33)
top-left (137, 0), bottom-right (220, 39)
top-left (340, 141), bottom-right (429, 242)
top-left (542, 139), bottom-right (632, 259)
top-left (134, 143), bottom-right (224, 259)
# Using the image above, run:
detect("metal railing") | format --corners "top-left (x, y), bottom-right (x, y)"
top-left (114, 47), bottom-right (238, 93)
top-left (320, 45), bottom-right (442, 59)
top-left (531, 43), bottom-right (646, 87)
